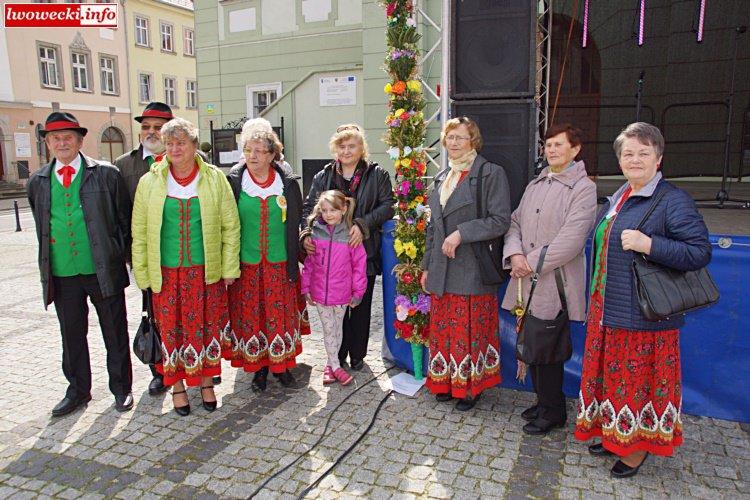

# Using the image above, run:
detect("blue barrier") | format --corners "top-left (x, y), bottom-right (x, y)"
top-left (381, 219), bottom-right (750, 423)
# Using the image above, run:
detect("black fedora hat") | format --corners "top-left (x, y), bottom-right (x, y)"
top-left (40, 112), bottom-right (88, 138)
top-left (134, 102), bottom-right (174, 123)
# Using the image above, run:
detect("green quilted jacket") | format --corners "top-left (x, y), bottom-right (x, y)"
top-left (131, 154), bottom-right (240, 293)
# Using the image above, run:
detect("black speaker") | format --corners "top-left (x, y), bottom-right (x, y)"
top-left (451, 0), bottom-right (536, 99)
top-left (452, 99), bottom-right (537, 210)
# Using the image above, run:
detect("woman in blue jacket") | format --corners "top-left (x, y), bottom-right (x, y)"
top-left (574, 123), bottom-right (711, 478)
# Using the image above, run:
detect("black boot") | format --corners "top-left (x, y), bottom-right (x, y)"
top-left (252, 367), bottom-right (269, 393)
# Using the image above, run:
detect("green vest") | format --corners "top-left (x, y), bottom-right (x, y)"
top-left (160, 196), bottom-right (205, 267)
top-left (49, 168), bottom-right (96, 277)
top-left (238, 192), bottom-right (287, 264)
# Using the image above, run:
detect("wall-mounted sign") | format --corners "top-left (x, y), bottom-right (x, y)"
top-left (206, 104), bottom-right (215, 115)
top-left (319, 76), bottom-right (356, 107)
top-left (14, 132), bottom-right (31, 158)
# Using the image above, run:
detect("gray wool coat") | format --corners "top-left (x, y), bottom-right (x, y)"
top-left (422, 154), bottom-right (511, 296)
top-left (501, 160), bottom-right (597, 321)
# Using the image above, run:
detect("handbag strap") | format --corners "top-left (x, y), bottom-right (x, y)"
top-left (634, 187), bottom-right (666, 231)
top-left (525, 245), bottom-right (568, 313)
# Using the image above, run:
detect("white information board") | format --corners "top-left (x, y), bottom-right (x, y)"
top-left (319, 76), bottom-right (356, 107)
top-left (14, 133), bottom-right (31, 158)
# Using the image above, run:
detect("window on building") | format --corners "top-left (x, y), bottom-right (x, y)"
top-left (254, 90), bottom-right (277, 116)
top-left (139, 73), bottom-right (152, 102)
top-left (164, 77), bottom-right (176, 106)
top-left (99, 55), bottom-right (117, 95)
top-left (186, 80), bottom-right (197, 108)
top-left (160, 22), bottom-right (174, 52)
top-left (38, 45), bottom-right (61, 89)
top-left (100, 127), bottom-right (125, 163)
top-left (71, 52), bottom-right (90, 92)
top-left (135, 16), bottom-right (149, 47)
top-left (184, 28), bottom-right (195, 56)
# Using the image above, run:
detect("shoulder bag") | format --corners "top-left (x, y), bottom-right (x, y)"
top-left (132, 290), bottom-right (162, 365)
top-left (631, 190), bottom-right (719, 321)
top-left (515, 246), bottom-right (572, 365)
top-left (470, 161), bottom-right (508, 285)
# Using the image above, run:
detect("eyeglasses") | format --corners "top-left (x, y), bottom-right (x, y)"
top-left (243, 148), bottom-right (271, 155)
top-left (445, 135), bottom-right (471, 143)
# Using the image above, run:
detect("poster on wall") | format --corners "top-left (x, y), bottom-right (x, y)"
top-left (319, 76), bottom-right (356, 107)
top-left (14, 133), bottom-right (31, 158)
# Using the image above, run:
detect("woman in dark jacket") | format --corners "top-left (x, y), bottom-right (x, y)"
top-left (575, 122), bottom-right (712, 478)
top-left (302, 124), bottom-right (395, 371)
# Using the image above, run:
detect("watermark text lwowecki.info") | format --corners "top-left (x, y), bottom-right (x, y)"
top-left (4, 3), bottom-right (118, 28)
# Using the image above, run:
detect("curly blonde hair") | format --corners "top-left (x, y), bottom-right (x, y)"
top-left (328, 123), bottom-right (369, 162)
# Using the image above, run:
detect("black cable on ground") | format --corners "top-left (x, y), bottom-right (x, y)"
top-left (246, 365), bottom-right (398, 499)
top-left (295, 389), bottom-right (394, 499)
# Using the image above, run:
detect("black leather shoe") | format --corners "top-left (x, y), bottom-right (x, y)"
top-left (212, 376), bottom-right (222, 385)
top-left (589, 442), bottom-right (614, 457)
top-left (273, 370), bottom-right (295, 387)
top-left (522, 418), bottom-right (566, 435)
top-left (350, 359), bottom-right (365, 371)
top-left (172, 389), bottom-right (190, 416)
top-left (148, 376), bottom-right (169, 396)
top-left (610, 453), bottom-right (649, 478)
top-left (51, 394), bottom-right (92, 417)
top-left (521, 404), bottom-right (539, 422)
top-left (251, 368), bottom-right (268, 393)
top-left (455, 394), bottom-right (480, 411)
top-left (114, 393), bottom-right (134, 412)
top-left (200, 386), bottom-right (217, 412)
top-left (435, 393), bottom-right (452, 402)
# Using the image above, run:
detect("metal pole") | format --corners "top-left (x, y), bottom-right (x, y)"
top-left (14, 200), bottom-right (21, 232)
top-left (440, 0), bottom-right (451, 171)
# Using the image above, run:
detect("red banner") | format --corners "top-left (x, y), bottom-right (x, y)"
top-left (4, 3), bottom-right (118, 28)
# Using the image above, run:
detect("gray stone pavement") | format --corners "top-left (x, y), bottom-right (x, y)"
top-left (1, 224), bottom-right (749, 499)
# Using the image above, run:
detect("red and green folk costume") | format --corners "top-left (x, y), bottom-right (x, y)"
top-left (426, 293), bottom-right (502, 399)
top-left (575, 191), bottom-right (682, 457)
top-left (150, 168), bottom-right (230, 386)
top-left (223, 168), bottom-right (301, 373)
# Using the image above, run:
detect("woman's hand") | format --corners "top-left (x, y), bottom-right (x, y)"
top-left (224, 278), bottom-right (236, 287)
top-left (348, 225), bottom-right (364, 247)
top-left (621, 229), bottom-right (652, 254)
top-left (303, 236), bottom-right (316, 255)
top-left (509, 254), bottom-right (533, 279)
top-left (441, 230), bottom-right (462, 258)
top-left (420, 271), bottom-right (429, 293)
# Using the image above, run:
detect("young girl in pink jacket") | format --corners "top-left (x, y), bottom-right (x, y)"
top-left (301, 190), bottom-right (368, 385)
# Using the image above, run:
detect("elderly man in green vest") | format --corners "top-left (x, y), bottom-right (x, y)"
top-left (27, 112), bottom-right (134, 417)
top-left (115, 101), bottom-right (174, 396)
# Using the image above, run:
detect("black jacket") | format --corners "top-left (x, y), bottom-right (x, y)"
top-left (226, 163), bottom-right (303, 282)
top-left (302, 161), bottom-right (395, 275)
top-left (27, 153), bottom-right (132, 307)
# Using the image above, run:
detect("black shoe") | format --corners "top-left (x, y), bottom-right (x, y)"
top-left (51, 394), bottom-right (92, 417)
top-left (273, 370), bottom-right (295, 387)
top-left (610, 453), bottom-right (649, 479)
top-left (114, 393), bottom-right (134, 412)
top-left (148, 376), bottom-right (169, 396)
top-left (172, 389), bottom-right (190, 416)
top-left (350, 359), bottom-right (365, 371)
top-left (588, 442), bottom-right (614, 457)
top-left (521, 404), bottom-right (539, 422)
top-left (455, 394), bottom-right (480, 411)
top-left (435, 393), bottom-right (452, 402)
top-left (212, 376), bottom-right (222, 385)
top-left (252, 368), bottom-right (268, 393)
top-left (200, 386), bottom-right (217, 412)
top-left (522, 418), bottom-right (566, 435)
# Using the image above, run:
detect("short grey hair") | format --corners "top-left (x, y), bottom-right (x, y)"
top-left (242, 117), bottom-right (273, 135)
top-left (161, 117), bottom-right (199, 146)
top-left (613, 122), bottom-right (664, 158)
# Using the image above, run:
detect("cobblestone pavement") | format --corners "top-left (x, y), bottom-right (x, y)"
top-left (1, 225), bottom-right (749, 499)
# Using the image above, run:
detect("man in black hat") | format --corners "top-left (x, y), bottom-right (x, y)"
top-left (115, 102), bottom-right (174, 395)
top-left (27, 111), bottom-right (134, 416)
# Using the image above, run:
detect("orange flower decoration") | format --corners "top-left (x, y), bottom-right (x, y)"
top-left (416, 220), bottom-right (426, 231)
top-left (392, 81), bottom-right (406, 95)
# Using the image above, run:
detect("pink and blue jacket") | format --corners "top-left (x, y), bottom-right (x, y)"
top-left (301, 220), bottom-right (368, 306)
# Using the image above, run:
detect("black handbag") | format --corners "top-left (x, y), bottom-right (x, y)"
top-left (631, 190), bottom-right (720, 321)
top-left (470, 161), bottom-right (508, 286)
top-left (132, 290), bottom-right (162, 365)
top-left (515, 246), bottom-right (572, 365)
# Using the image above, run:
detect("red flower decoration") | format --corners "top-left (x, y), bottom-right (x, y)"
top-left (386, 3), bottom-right (397, 17)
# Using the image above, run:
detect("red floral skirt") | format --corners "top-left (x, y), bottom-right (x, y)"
top-left (297, 280), bottom-right (311, 336)
top-left (223, 261), bottom-right (301, 373)
top-left (574, 289), bottom-right (683, 457)
top-left (153, 266), bottom-right (228, 387)
top-left (426, 293), bottom-right (501, 399)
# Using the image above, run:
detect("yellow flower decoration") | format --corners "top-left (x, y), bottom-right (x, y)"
top-left (414, 195), bottom-right (424, 204)
top-left (408, 200), bottom-right (417, 209)
top-left (394, 159), bottom-right (401, 168)
top-left (401, 158), bottom-right (412, 167)
top-left (394, 108), bottom-right (405, 118)
top-left (384, 83), bottom-right (392, 94)
top-left (394, 238), bottom-right (404, 256)
top-left (403, 242), bottom-right (417, 259)
top-left (406, 80), bottom-right (422, 93)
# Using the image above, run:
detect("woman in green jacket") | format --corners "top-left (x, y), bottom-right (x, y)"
top-left (132, 118), bottom-right (240, 416)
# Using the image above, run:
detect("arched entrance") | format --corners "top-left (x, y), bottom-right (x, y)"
top-left (100, 126), bottom-right (125, 162)
top-left (548, 14), bottom-right (602, 174)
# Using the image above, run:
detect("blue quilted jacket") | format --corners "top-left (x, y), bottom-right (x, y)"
top-left (596, 174), bottom-right (712, 331)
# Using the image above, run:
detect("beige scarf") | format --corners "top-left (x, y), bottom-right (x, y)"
top-left (440, 149), bottom-right (477, 207)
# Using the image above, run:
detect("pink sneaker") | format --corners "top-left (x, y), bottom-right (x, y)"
top-left (323, 366), bottom-right (335, 384)
top-left (333, 367), bottom-right (353, 386)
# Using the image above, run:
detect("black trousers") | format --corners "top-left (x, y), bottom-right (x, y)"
top-left (530, 362), bottom-right (567, 423)
top-left (339, 275), bottom-right (377, 363)
top-left (141, 290), bottom-right (162, 380)
top-left (53, 275), bottom-right (132, 399)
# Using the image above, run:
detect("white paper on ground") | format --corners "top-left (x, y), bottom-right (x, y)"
top-left (386, 371), bottom-right (425, 397)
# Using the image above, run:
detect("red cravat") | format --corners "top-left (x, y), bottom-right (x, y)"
top-left (57, 165), bottom-right (75, 188)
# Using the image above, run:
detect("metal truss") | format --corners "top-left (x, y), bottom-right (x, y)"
top-left (536, 0), bottom-right (553, 151)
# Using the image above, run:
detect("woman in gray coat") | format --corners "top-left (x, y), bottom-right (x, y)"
top-left (420, 117), bottom-right (511, 411)
top-left (502, 123), bottom-right (597, 435)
